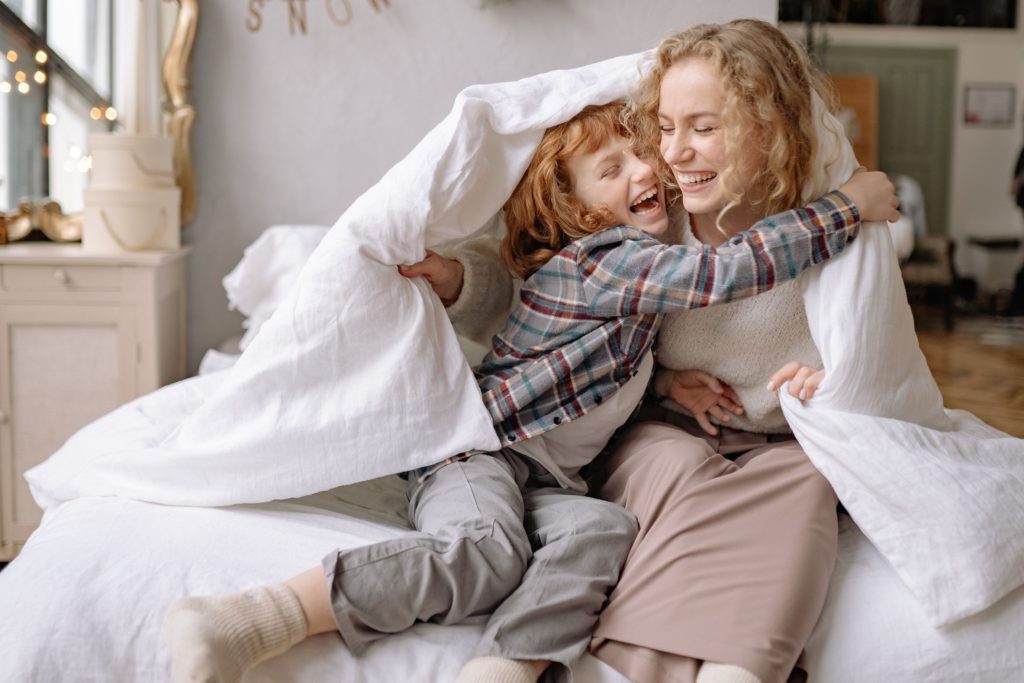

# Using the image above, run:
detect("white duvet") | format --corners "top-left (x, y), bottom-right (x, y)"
top-left (24, 51), bottom-right (1024, 628)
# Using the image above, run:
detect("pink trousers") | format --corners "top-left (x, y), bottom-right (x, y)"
top-left (589, 420), bottom-right (839, 683)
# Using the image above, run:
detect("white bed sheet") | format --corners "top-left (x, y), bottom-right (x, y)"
top-left (4, 478), bottom-right (1023, 683)
top-left (0, 475), bottom-right (628, 682)
top-left (805, 515), bottom-right (1024, 682)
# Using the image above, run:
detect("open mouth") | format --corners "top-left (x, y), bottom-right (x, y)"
top-left (629, 187), bottom-right (661, 215)
top-left (678, 172), bottom-right (717, 188)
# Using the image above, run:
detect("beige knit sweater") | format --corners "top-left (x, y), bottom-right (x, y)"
top-left (655, 228), bottom-right (821, 433)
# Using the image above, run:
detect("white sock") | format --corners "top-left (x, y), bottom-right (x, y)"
top-left (165, 583), bottom-right (308, 683)
top-left (455, 656), bottom-right (538, 683)
top-left (696, 662), bottom-right (763, 683)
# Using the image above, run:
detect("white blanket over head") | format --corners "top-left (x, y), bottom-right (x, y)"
top-left (25, 52), bottom-right (1024, 629)
top-left (26, 53), bottom-right (645, 505)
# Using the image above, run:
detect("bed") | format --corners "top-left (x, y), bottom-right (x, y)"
top-left (3, 471), bottom-right (1023, 683)
top-left (3, 223), bottom-right (1022, 682)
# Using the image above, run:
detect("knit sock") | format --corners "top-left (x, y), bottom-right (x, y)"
top-left (165, 583), bottom-right (308, 683)
top-left (696, 662), bottom-right (763, 683)
top-left (455, 656), bottom-right (538, 683)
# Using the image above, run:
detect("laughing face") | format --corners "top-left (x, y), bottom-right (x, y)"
top-left (567, 135), bottom-right (669, 236)
top-left (657, 57), bottom-right (764, 235)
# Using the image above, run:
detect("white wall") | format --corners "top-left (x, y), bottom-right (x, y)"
top-left (784, 13), bottom-right (1024, 291)
top-left (185, 0), bottom-right (774, 370)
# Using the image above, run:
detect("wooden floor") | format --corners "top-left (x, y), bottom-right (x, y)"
top-left (916, 315), bottom-right (1024, 437)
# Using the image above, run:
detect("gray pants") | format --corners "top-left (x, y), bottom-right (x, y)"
top-left (321, 450), bottom-right (637, 672)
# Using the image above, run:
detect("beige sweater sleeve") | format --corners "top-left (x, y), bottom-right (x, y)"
top-left (443, 234), bottom-right (517, 346)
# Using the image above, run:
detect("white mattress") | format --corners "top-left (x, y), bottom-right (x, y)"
top-left (3, 474), bottom-right (1023, 682)
top-left (0, 476), bottom-right (629, 682)
top-left (806, 515), bottom-right (1024, 682)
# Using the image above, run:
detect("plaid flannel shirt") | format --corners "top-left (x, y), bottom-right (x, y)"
top-left (476, 190), bottom-right (860, 447)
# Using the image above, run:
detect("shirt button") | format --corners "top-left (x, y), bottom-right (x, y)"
top-left (594, 396), bottom-right (603, 405)
top-left (507, 433), bottom-right (517, 442)
top-left (553, 417), bottom-right (562, 425)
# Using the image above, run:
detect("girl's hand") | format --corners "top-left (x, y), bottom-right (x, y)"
top-left (656, 368), bottom-right (744, 436)
top-left (838, 167), bottom-right (900, 223)
top-left (766, 361), bottom-right (825, 402)
top-left (398, 250), bottom-right (465, 305)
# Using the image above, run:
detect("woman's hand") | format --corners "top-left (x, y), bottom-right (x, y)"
top-left (766, 361), bottom-right (825, 402)
top-left (398, 250), bottom-right (465, 305)
top-left (656, 368), bottom-right (744, 436)
top-left (838, 167), bottom-right (900, 223)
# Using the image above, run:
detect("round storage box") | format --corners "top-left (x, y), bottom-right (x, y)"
top-left (88, 133), bottom-right (176, 189)
top-left (83, 186), bottom-right (181, 252)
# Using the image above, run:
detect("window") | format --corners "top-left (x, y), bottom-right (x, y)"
top-left (780, 0), bottom-right (1017, 29)
top-left (0, 1), bottom-right (114, 214)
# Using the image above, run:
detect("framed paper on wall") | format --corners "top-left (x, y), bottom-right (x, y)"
top-left (963, 83), bottom-right (1016, 127)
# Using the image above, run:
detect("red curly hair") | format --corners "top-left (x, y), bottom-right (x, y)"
top-left (501, 102), bottom-right (626, 280)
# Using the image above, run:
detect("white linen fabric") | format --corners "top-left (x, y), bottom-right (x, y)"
top-left (803, 514), bottom-right (1024, 682)
top-left (26, 53), bottom-right (646, 509)
top-left (198, 225), bottom-right (330, 375)
top-left (779, 98), bottom-right (1024, 627)
top-left (222, 224), bottom-right (330, 350)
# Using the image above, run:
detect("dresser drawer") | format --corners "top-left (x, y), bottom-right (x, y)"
top-left (1, 264), bottom-right (121, 292)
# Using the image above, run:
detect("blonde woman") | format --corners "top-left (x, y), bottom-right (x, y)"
top-left (406, 20), bottom-right (898, 683)
top-left (584, 20), bottom-right (861, 683)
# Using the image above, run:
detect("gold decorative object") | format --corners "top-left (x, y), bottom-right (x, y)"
top-left (1, 200), bottom-right (84, 243)
top-left (161, 0), bottom-right (199, 227)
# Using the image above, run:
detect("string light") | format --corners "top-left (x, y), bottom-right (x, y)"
top-left (17, 82), bottom-right (29, 94)
top-left (5, 50), bottom-right (16, 62)
top-left (41, 112), bottom-right (56, 126)
top-left (69, 145), bottom-right (82, 159)
top-left (104, 107), bottom-right (117, 121)
top-left (0, 82), bottom-right (9, 94)
top-left (89, 107), bottom-right (103, 120)
top-left (33, 70), bottom-right (46, 84)
top-left (34, 50), bottom-right (47, 64)
top-left (14, 70), bottom-right (26, 82)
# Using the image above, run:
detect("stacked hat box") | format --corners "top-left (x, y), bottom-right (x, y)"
top-left (83, 134), bottom-right (181, 252)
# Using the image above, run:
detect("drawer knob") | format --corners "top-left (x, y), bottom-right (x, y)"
top-left (52, 268), bottom-right (69, 285)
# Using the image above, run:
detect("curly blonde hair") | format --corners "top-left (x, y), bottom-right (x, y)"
top-left (624, 19), bottom-right (837, 223)
top-left (501, 102), bottom-right (626, 280)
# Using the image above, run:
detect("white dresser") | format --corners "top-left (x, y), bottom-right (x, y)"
top-left (0, 243), bottom-right (190, 560)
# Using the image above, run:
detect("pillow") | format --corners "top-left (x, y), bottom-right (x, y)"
top-left (221, 224), bottom-right (330, 350)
